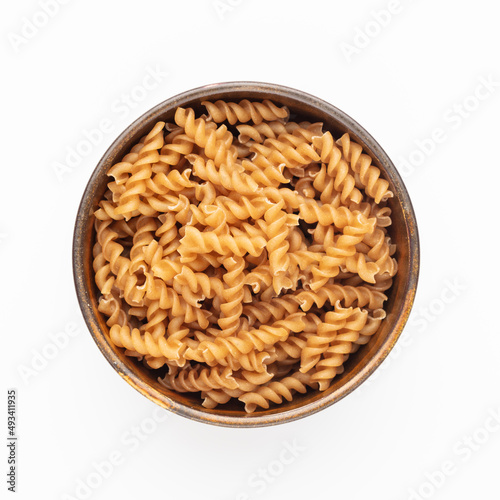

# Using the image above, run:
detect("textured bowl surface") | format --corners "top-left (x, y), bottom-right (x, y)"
top-left (73, 82), bottom-right (419, 427)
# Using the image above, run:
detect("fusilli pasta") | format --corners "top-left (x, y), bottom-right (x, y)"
top-left (92, 99), bottom-right (397, 413)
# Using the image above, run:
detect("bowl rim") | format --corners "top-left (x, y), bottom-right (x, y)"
top-left (73, 81), bottom-right (420, 427)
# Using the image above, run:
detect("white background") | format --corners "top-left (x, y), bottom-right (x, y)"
top-left (2, 0), bottom-right (500, 499)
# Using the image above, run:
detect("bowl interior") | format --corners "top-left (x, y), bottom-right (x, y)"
top-left (74, 82), bottom-right (419, 426)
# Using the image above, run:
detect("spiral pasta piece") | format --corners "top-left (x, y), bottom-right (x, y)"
top-left (158, 130), bottom-right (195, 166)
top-left (238, 371), bottom-right (315, 413)
top-left (202, 99), bottom-right (288, 125)
top-left (188, 155), bottom-right (259, 196)
top-left (109, 323), bottom-right (189, 363)
top-left (299, 200), bottom-right (375, 233)
top-left (296, 284), bottom-right (387, 311)
top-left (356, 308), bottom-right (386, 345)
top-left (237, 121), bottom-right (322, 145)
top-left (337, 133), bottom-right (393, 203)
top-left (218, 257), bottom-right (246, 337)
top-left (185, 313), bottom-right (305, 365)
top-left (93, 242), bottom-right (115, 295)
top-left (159, 365), bottom-right (238, 392)
top-left (261, 201), bottom-right (298, 293)
top-left (214, 194), bottom-right (272, 224)
top-left (311, 309), bottom-right (372, 390)
top-left (312, 133), bottom-right (363, 204)
top-left (129, 216), bottom-right (159, 274)
top-left (300, 305), bottom-right (363, 374)
top-left (115, 121), bottom-right (165, 219)
top-left (178, 226), bottom-right (266, 263)
top-left (243, 295), bottom-right (299, 326)
top-left (155, 213), bottom-right (180, 256)
top-left (146, 168), bottom-right (195, 195)
top-left (251, 137), bottom-right (320, 170)
top-left (96, 219), bottom-right (147, 306)
top-left (143, 274), bottom-right (210, 328)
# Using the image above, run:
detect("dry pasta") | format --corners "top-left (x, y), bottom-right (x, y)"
top-left (92, 99), bottom-right (397, 413)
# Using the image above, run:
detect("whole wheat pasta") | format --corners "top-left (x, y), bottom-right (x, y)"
top-left (92, 99), bottom-right (397, 413)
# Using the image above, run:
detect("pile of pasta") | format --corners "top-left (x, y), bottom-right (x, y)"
top-left (93, 99), bottom-right (397, 413)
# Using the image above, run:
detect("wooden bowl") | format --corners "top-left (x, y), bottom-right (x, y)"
top-left (73, 82), bottom-right (419, 427)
